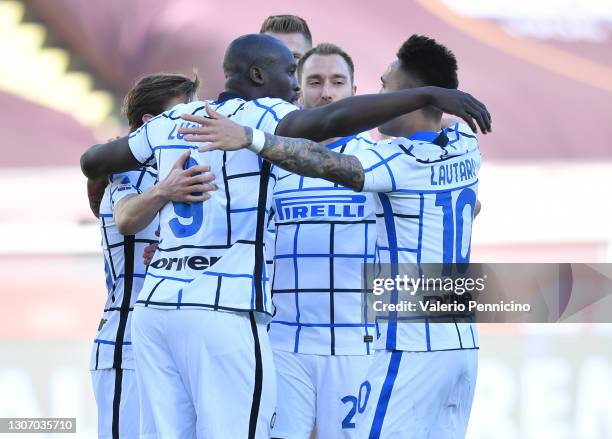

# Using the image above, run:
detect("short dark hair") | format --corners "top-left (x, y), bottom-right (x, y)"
top-left (123, 73), bottom-right (199, 132)
top-left (397, 35), bottom-right (458, 89)
top-left (298, 43), bottom-right (355, 83)
top-left (259, 14), bottom-right (312, 44)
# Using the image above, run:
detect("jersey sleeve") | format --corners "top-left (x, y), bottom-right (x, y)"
top-left (109, 173), bottom-right (140, 209)
top-left (351, 141), bottom-right (410, 193)
top-left (127, 123), bottom-right (156, 166)
top-left (238, 98), bottom-right (299, 134)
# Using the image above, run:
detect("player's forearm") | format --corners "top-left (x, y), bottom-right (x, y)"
top-left (114, 187), bottom-right (166, 235)
top-left (256, 129), bottom-right (365, 192)
top-left (87, 178), bottom-right (107, 218)
top-left (80, 137), bottom-right (140, 179)
top-left (277, 87), bottom-right (432, 141)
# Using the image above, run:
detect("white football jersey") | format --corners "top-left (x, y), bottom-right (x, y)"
top-left (269, 133), bottom-right (377, 355)
top-left (90, 168), bottom-right (159, 370)
top-left (352, 123), bottom-right (480, 352)
top-left (127, 94), bottom-right (298, 317)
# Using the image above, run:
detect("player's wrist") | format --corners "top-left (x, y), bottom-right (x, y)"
top-left (151, 182), bottom-right (170, 204)
top-left (243, 126), bottom-right (253, 148)
top-left (246, 128), bottom-right (265, 155)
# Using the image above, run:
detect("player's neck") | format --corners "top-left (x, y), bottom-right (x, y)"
top-left (398, 118), bottom-right (441, 138)
top-left (222, 81), bottom-right (262, 101)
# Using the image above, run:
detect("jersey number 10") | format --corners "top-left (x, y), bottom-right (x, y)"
top-left (435, 187), bottom-right (477, 274)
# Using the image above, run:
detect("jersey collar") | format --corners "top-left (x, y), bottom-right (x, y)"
top-left (408, 130), bottom-right (449, 147)
top-left (216, 90), bottom-right (245, 103)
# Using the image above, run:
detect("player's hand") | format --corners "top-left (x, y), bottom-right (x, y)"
top-left (87, 178), bottom-right (107, 218)
top-left (427, 87), bottom-right (492, 134)
top-left (179, 103), bottom-right (251, 152)
top-left (155, 151), bottom-right (217, 203)
top-left (143, 231), bottom-right (159, 266)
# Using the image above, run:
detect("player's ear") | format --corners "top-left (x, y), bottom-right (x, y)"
top-left (142, 114), bottom-right (154, 124)
top-left (249, 66), bottom-right (265, 86)
top-left (352, 84), bottom-right (357, 96)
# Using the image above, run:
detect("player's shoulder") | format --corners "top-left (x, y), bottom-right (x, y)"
top-left (355, 131), bottom-right (376, 144)
top-left (105, 170), bottom-right (141, 209)
top-left (249, 97), bottom-right (295, 107)
top-left (347, 131), bottom-right (377, 150)
top-left (109, 167), bottom-right (153, 188)
top-left (241, 97), bottom-right (299, 117)
top-left (352, 135), bottom-right (405, 157)
top-left (387, 123), bottom-right (479, 164)
top-left (128, 102), bottom-right (205, 139)
top-left (163, 100), bottom-right (210, 120)
top-left (235, 97), bottom-right (299, 131)
top-left (441, 123), bottom-right (479, 154)
top-left (443, 122), bottom-right (478, 143)
top-left (166, 98), bottom-right (251, 121)
top-left (206, 97), bottom-right (248, 116)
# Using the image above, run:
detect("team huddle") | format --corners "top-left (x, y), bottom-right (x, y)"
top-left (81, 14), bottom-right (490, 439)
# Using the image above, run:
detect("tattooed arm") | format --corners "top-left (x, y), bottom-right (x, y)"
top-left (258, 130), bottom-right (364, 191)
top-left (180, 104), bottom-right (365, 191)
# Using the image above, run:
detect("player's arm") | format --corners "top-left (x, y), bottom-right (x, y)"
top-left (87, 178), bottom-right (107, 218)
top-left (275, 86), bottom-right (491, 140)
top-left (181, 104), bottom-right (365, 191)
top-left (258, 131), bottom-right (363, 191)
top-left (178, 87), bottom-right (491, 142)
top-left (113, 151), bottom-right (216, 235)
top-left (80, 136), bottom-right (141, 179)
top-left (179, 87), bottom-right (490, 142)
